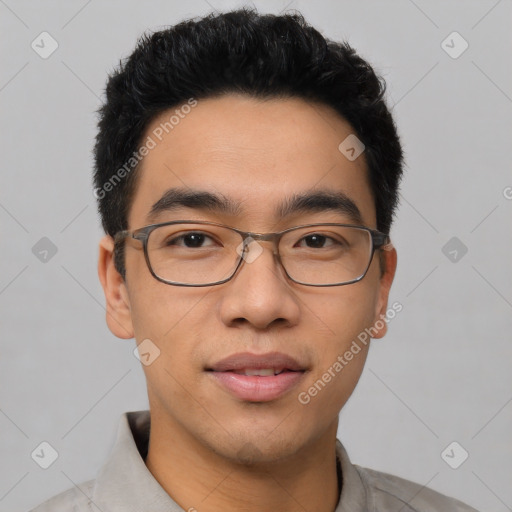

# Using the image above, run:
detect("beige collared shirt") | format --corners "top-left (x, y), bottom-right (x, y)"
top-left (29, 410), bottom-right (478, 512)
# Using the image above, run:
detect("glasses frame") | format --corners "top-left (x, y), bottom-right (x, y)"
top-left (114, 220), bottom-right (392, 287)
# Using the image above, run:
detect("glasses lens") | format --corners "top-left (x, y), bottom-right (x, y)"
top-left (147, 223), bottom-right (242, 285)
top-left (279, 225), bottom-right (373, 285)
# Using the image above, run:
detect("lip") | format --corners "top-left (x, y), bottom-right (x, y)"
top-left (208, 351), bottom-right (305, 372)
top-left (206, 351), bottom-right (307, 402)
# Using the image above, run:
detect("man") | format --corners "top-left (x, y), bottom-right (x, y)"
top-left (30, 8), bottom-right (478, 512)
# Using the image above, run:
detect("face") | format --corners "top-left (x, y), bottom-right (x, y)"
top-left (99, 94), bottom-right (396, 464)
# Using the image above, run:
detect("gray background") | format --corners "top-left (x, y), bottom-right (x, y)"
top-left (1, 1), bottom-right (511, 511)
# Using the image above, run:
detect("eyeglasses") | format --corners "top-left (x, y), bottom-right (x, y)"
top-left (114, 220), bottom-right (392, 287)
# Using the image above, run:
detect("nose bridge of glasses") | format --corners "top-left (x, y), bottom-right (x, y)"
top-left (241, 231), bottom-right (280, 255)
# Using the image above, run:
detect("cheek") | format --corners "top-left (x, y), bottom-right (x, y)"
top-left (307, 280), bottom-right (380, 344)
top-left (127, 262), bottom-right (199, 340)
top-left (295, 284), bottom-right (376, 408)
top-left (128, 281), bottom-right (211, 378)
top-left (312, 302), bottom-right (372, 375)
top-left (130, 288), bottom-right (206, 406)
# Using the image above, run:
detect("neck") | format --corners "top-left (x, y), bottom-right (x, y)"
top-left (144, 410), bottom-right (341, 512)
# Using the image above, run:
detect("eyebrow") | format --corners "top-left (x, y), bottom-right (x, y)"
top-left (147, 187), bottom-right (364, 225)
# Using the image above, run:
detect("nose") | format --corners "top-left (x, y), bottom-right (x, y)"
top-left (218, 239), bottom-right (301, 330)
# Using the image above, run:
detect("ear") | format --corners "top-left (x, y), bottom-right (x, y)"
top-left (98, 235), bottom-right (134, 339)
top-left (370, 244), bottom-right (398, 339)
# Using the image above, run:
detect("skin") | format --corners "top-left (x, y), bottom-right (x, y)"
top-left (98, 94), bottom-right (397, 512)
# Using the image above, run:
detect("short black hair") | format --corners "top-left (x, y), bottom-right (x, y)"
top-left (93, 7), bottom-right (404, 277)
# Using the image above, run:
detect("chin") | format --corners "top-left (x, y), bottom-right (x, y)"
top-left (208, 429), bottom-right (307, 466)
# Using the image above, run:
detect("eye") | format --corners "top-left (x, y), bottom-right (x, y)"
top-left (295, 233), bottom-right (340, 249)
top-left (166, 231), bottom-right (217, 248)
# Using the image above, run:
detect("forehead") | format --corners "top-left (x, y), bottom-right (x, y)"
top-left (128, 94), bottom-right (376, 230)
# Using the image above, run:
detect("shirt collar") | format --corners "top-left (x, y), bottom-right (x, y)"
top-left (92, 410), bottom-right (368, 512)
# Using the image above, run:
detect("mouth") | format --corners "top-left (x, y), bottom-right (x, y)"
top-left (230, 368), bottom-right (294, 376)
top-left (206, 352), bottom-right (307, 402)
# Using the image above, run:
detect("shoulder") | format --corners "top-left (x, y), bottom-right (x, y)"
top-left (354, 465), bottom-right (479, 512)
top-left (28, 479), bottom-right (96, 512)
